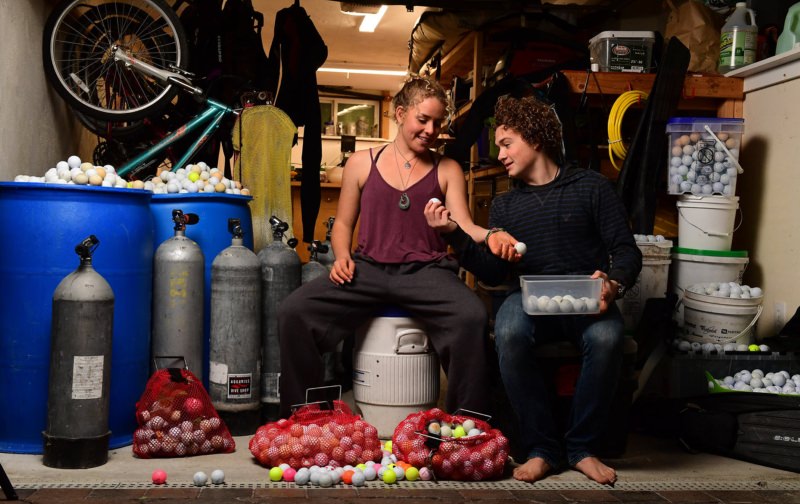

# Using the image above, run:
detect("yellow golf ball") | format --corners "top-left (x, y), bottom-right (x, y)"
top-left (188, 171), bottom-right (200, 182)
top-left (384, 440), bottom-right (392, 452)
top-left (269, 467), bottom-right (283, 482)
top-left (405, 467), bottom-right (420, 481)
top-left (748, 344), bottom-right (760, 352)
top-left (382, 469), bottom-right (397, 484)
top-left (453, 426), bottom-right (466, 438)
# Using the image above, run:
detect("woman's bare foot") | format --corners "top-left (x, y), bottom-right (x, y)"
top-left (512, 457), bottom-right (552, 483)
top-left (574, 456), bottom-right (617, 486)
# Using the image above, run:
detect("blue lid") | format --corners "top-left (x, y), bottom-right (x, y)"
top-left (375, 306), bottom-right (414, 318)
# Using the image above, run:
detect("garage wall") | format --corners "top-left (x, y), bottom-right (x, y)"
top-left (0, 0), bottom-right (93, 183)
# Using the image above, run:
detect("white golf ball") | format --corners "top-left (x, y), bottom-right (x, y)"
top-left (514, 242), bottom-right (527, 255)
top-left (210, 469), bottom-right (225, 485)
top-left (193, 471), bottom-right (208, 486)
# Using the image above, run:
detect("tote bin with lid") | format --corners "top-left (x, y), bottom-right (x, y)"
top-left (353, 308), bottom-right (440, 439)
top-left (666, 117), bottom-right (744, 197)
top-left (150, 192), bottom-right (253, 388)
top-left (0, 182), bottom-right (154, 453)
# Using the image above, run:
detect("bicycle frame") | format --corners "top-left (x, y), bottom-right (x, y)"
top-left (117, 98), bottom-right (234, 177)
top-left (110, 47), bottom-right (235, 177)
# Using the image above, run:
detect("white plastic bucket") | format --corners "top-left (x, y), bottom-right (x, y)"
top-left (617, 257), bottom-right (671, 332)
top-left (676, 195), bottom-right (740, 251)
top-left (670, 248), bottom-right (748, 299)
top-left (682, 290), bottom-right (762, 345)
top-left (353, 310), bottom-right (439, 438)
top-left (670, 247), bottom-right (749, 324)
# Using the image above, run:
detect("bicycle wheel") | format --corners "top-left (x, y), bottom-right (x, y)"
top-left (43, 0), bottom-right (188, 122)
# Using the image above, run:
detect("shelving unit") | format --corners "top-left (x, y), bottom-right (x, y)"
top-left (428, 29), bottom-right (746, 238)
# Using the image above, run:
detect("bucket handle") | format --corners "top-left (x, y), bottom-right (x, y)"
top-left (678, 205), bottom-right (742, 238)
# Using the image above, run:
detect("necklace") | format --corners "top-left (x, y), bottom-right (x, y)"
top-left (393, 143), bottom-right (418, 210)
top-left (394, 141), bottom-right (416, 169)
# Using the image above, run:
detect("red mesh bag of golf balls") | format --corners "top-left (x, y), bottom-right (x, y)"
top-left (249, 400), bottom-right (383, 469)
top-left (392, 408), bottom-right (509, 481)
top-left (132, 368), bottom-right (235, 458)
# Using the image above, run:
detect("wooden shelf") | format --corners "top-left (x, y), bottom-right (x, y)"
top-left (560, 70), bottom-right (745, 117)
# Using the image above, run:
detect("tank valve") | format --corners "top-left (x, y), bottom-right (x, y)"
top-left (228, 218), bottom-right (244, 239)
top-left (172, 209), bottom-right (200, 231)
top-left (75, 234), bottom-right (99, 261)
top-left (308, 240), bottom-right (329, 262)
top-left (269, 215), bottom-right (298, 249)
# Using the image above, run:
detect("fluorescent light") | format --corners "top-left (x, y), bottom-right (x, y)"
top-left (318, 67), bottom-right (406, 76)
top-left (359, 5), bottom-right (387, 32)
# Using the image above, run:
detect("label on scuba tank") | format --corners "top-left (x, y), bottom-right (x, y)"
top-left (71, 355), bottom-right (104, 400)
top-left (719, 28), bottom-right (756, 70)
top-left (228, 373), bottom-right (252, 399)
top-left (209, 361), bottom-right (228, 385)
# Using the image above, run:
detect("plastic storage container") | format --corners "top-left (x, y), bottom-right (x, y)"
top-left (666, 117), bottom-right (744, 196)
top-left (589, 31), bottom-right (656, 73)
top-left (520, 275), bottom-right (603, 315)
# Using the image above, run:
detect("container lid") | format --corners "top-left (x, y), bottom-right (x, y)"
top-left (589, 31), bottom-right (656, 43)
top-left (672, 247), bottom-right (748, 258)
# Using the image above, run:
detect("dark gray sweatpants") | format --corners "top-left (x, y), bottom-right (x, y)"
top-left (277, 255), bottom-right (490, 418)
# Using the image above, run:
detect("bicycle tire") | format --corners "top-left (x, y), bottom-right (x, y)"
top-left (43, 0), bottom-right (189, 122)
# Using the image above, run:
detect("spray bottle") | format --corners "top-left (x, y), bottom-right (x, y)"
top-left (719, 2), bottom-right (758, 74)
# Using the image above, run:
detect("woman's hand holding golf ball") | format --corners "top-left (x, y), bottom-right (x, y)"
top-left (424, 198), bottom-right (458, 234)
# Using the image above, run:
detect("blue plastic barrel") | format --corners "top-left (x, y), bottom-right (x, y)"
top-left (0, 182), bottom-right (154, 453)
top-left (150, 193), bottom-right (253, 387)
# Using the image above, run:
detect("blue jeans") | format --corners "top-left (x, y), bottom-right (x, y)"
top-left (493, 290), bottom-right (624, 469)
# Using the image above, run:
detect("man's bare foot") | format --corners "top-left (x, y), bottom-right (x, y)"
top-left (574, 456), bottom-right (617, 486)
top-left (512, 457), bottom-right (552, 483)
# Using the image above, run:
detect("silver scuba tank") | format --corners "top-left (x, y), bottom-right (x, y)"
top-left (44, 235), bottom-right (114, 469)
top-left (209, 219), bottom-right (262, 434)
top-left (257, 215), bottom-right (301, 414)
top-left (151, 209), bottom-right (204, 382)
top-left (317, 216), bottom-right (335, 270)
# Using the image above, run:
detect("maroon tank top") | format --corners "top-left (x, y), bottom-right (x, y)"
top-left (355, 146), bottom-right (448, 264)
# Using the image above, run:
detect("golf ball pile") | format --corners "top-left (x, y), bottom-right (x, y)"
top-left (249, 418), bottom-right (382, 469)
top-left (525, 294), bottom-right (600, 314)
top-left (11, 157), bottom-right (251, 195)
top-left (667, 131), bottom-right (739, 195)
top-left (709, 369), bottom-right (800, 394)
top-left (425, 418), bottom-right (484, 438)
top-left (672, 337), bottom-right (770, 354)
top-left (685, 282), bottom-right (763, 299)
top-left (133, 396), bottom-right (233, 457)
top-left (265, 445), bottom-right (431, 486)
top-left (633, 234), bottom-right (667, 243)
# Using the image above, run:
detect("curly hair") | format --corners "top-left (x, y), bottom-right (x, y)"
top-left (494, 95), bottom-right (564, 162)
top-left (391, 75), bottom-right (452, 121)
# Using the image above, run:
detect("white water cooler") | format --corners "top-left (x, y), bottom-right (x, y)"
top-left (353, 308), bottom-right (439, 438)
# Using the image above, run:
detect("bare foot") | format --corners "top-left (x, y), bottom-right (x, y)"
top-left (512, 457), bottom-right (552, 483)
top-left (574, 456), bottom-right (617, 486)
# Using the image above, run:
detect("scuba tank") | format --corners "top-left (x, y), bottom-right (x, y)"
top-left (44, 235), bottom-right (114, 469)
top-left (317, 217), bottom-right (336, 270)
top-left (301, 240), bottom-right (330, 284)
top-left (209, 219), bottom-right (262, 434)
top-left (151, 209), bottom-right (204, 382)
top-left (257, 215), bottom-right (301, 418)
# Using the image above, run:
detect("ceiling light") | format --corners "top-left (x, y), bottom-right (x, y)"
top-left (318, 65), bottom-right (406, 77)
top-left (359, 5), bottom-right (387, 32)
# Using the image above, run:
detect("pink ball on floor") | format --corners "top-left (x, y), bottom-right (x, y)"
top-left (152, 469), bottom-right (167, 485)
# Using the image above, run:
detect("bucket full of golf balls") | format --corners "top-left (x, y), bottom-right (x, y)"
top-left (666, 117), bottom-right (744, 197)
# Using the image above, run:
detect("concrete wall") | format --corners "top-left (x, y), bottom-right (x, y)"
top-left (0, 0), bottom-right (92, 183)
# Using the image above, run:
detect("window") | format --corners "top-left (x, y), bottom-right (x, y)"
top-left (320, 97), bottom-right (380, 138)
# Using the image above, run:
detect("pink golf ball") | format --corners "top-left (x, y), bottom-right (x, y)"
top-left (151, 469), bottom-right (167, 485)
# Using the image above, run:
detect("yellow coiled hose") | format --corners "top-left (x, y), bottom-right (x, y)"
top-left (607, 90), bottom-right (648, 171)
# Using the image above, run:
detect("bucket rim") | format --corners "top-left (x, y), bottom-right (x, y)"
top-left (682, 294), bottom-right (761, 314)
top-left (684, 287), bottom-right (763, 307)
top-left (676, 195), bottom-right (739, 206)
top-left (0, 181), bottom-right (153, 198)
top-left (672, 247), bottom-right (748, 258)
top-left (151, 192), bottom-right (253, 202)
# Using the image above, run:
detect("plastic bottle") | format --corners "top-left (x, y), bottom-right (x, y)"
top-left (718, 2), bottom-right (758, 74)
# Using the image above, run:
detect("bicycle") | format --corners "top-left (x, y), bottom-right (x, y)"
top-left (42, 0), bottom-right (263, 179)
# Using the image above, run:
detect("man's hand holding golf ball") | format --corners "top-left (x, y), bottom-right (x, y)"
top-left (424, 198), bottom-right (524, 263)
